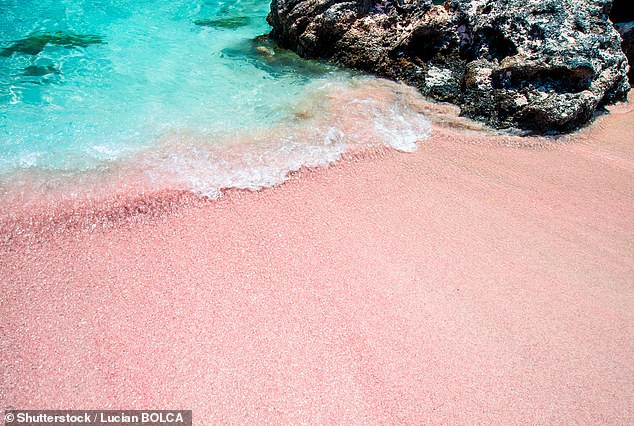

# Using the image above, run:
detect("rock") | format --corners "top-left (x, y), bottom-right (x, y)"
top-left (610, 0), bottom-right (633, 83)
top-left (22, 65), bottom-right (61, 77)
top-left (615, 22), bottom-right (634, 82)
top-left (268, 0), bottom-right (630, 134)
top-left (219, 36), bottom-right (334, 78)
top-left (194, 16), bottom-right (251, 29)
top-left (0, 31), bottom-right (104, 57)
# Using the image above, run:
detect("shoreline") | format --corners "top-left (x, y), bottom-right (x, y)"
top-left (1, 97), bottom-right (633, 422)
top-left (0, 93), bottom-right (581, 242)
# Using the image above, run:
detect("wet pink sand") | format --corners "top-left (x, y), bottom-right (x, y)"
top-left (1, 105), bottom-right (634, 423)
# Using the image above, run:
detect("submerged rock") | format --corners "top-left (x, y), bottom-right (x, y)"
top-left (268, 0), bottom-right (630, 134)
top-left (22, 65), bottom-right (61, 77)
top-left (1, 31), bottom-right (104, 57)
top-left (194, 16), bottom-right (251, 29)
top-left (220, 35), bottom-right (335, 78)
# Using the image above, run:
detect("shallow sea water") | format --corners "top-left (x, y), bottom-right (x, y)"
top-left (0, 0), bottom-right (431, 210)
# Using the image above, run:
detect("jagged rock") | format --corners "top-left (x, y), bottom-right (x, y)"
top-left (268, 0), bottom-right (630, 134)
top-left (609, 0), bottom-right (633, 83)
top-left (615, 22), bottom-right (634, 82)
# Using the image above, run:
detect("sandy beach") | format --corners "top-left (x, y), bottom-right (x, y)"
top-left (1, 100), bottom-right (633, 422)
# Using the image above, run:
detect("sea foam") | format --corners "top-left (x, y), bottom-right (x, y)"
top-left (123, 77), bottom-right (432, 199)
top-left (0, 78), bottom-right (431, 218)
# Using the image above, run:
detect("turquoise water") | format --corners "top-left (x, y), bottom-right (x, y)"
top-left (0, 0), bottom-right (431, 204)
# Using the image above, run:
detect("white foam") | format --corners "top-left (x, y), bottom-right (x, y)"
top-left (0, 77), bottom-right (433, 210)
top-left (135, 77), bottom-right (433, 198)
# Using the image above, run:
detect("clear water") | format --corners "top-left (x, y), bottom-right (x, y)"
top-left (0, 0), bottom-right (431, 206)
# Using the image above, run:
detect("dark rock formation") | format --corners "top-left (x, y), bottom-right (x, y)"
top-left (268, 0), bottom-right (630, 134)
top-left (615, 22), bottom-right (634, 82)
top-left (611, 0), bottom-right (633, 83)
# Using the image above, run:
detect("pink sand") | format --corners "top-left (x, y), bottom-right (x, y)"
top-left (1, 104), bottom-right (633, 423)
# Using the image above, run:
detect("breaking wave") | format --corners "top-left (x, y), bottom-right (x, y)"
top-left (0, 78), bottom-right (431, 218)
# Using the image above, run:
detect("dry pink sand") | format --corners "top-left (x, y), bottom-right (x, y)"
top-left (1, 103), bottom-right (634, 423)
